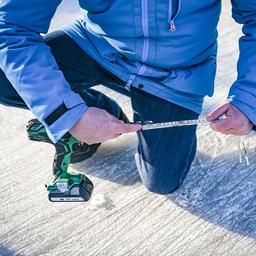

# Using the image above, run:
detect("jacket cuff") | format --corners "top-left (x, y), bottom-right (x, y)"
top-left (42, 93), bottom-right (88, 143)
top-left (228, 89), bottom-right (256, 130)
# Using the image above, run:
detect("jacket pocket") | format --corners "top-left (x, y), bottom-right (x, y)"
top-left (163, 56), bottom-right (217, 96)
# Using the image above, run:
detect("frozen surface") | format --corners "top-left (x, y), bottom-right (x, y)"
top-left (1, 1), bottom-right (256, 255)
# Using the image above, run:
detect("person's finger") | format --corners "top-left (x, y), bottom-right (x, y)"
top-left (207, 102), bottom-right (230, 122)
top-left (218, 128), bottom-right (235, 135)
top-left (108, 113), bottom-right (127, 124)
top-left (113, 122), bottom-right (142, 134)
top-left (113, 119), bottom-right (125, 124)
top-left (228, 129), bottom-right (251, 136)
top-left (108, 114), bottom-right (120, 121)
top-left (210, 117), bottom-right (233, 132)
top-left (103, 134), bottom-right (121, 142)
top-left (222, 129), bottom-right (249, 136)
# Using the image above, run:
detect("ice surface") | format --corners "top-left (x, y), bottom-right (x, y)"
top-left (0, 1), bottom-right (256, 255)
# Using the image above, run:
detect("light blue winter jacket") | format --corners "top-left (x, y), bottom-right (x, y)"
top-left (0, 0), bottom-right (255, 143)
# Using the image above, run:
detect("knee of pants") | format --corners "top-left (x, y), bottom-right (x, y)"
top-left (136, 148), bottom-right (195, 195)
top-left (136, 130), bottom-right (197, 195)
top-left (0, 89), bottom-right (13, 107)
top-left (136, 155), bottom-right (189, 195)
top-left (0, 71), bottom-right (27, 109)
top-left (142, 173), bottom-right (183, 195)
top-left (0, 90), bottom-right (27, 109)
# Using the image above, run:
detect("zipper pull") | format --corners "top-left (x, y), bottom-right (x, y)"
top-left (169, 20), bottom-right (176, 32)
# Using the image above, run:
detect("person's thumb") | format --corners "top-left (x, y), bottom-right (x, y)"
top-left (114, 122), bottom-right (142, 134)
top-left (207, 102), bottom-right (230, 122)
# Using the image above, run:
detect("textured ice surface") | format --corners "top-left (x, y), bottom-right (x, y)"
top-left (170, 132), bottom-right (256, 239)
top-left (1, 1), bottom-right (256, 256)
top-left (89, 193), bottom-right (115, 210)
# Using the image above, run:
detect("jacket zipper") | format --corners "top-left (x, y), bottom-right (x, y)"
top-left (126, 0), bottom-right (149, 89)
top-left (169, 0), bottom-right (181, 32)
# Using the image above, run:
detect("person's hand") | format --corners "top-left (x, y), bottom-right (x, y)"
top-left (69, 107), bottom-right (142, 144)
top-left (206, 102), bottom-right (253, 136)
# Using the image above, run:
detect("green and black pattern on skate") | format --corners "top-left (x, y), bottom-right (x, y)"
top-left (26, 119), bottom-right (93, 202)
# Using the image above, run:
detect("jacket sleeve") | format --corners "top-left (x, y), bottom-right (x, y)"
top-left (229, 0), bottom-right (256, 127)
top-left (0, 0), bottom-right (88, 143)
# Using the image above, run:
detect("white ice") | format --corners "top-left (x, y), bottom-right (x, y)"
top-left (0, 1), bottom-right (256, 255)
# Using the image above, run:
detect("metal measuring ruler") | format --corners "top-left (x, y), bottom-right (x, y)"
top-left (132, 119), bottom-right (212, 130)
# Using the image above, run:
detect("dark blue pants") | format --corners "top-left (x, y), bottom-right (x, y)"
top-left (0, 31), bottom-right (198, 195)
